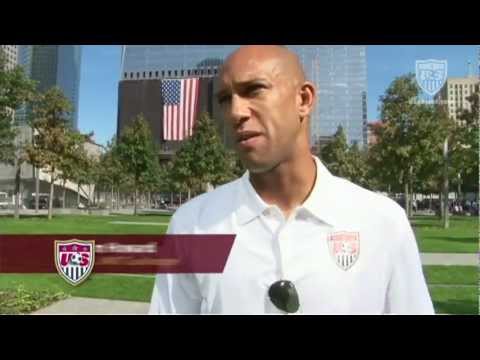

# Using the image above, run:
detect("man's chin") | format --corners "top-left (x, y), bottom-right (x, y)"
top-left (241, 157), bottom-right (276, 174)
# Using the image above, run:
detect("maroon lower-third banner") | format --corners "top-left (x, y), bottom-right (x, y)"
top-left (0, 235), bottom-right (236, 275)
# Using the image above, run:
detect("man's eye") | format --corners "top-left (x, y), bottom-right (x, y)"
top-left (246, 84), bottom-right (265, 95)
top-left (218, 95), bottom-right (231, 105)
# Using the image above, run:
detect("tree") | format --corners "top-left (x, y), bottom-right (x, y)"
top-left (116, 114), bottom-right (159, 215)
top-left (0, 51), bottom-right (38, 218)
top-left (450, 90), bottom-right (479, 194)
top-left (370, 73), bottom-right (454, 221)
top-left (371, 74), bottom-right (452, 217)
top-left (377, 74), bottom-right (420, 216)
top-left (170, 112), bottom-right (236, 199)
top-left (137, 152), bottom-right (161, 209)
top-left (25, 87), bottom-right (86, 220)
top-left (347, 142), bottom-right (371, 189)
top-left (319, 126), bottom-right (371, 188)
top-left (320, 125), bottom-right (350, 178)
top-left (56, 130), bottom-right (94, 209)
top-left (96, 137), bottom-right (125, 210)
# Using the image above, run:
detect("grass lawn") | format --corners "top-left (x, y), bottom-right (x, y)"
top-left (0, 274), bottom-right (155, 303)
top-left (0, 286), bottom-right (69, 315)
top-left (0, 266), bottom-right (476, 314)
top-left (0, 214), bottom-right (171, 234)
top-left (0, 214), bottom-right (478, 314)
top-left (423, 265), bottom-right (478, 285)
top-left (428, 287), bottom-right (477, 315)
top-left (423, 265), bottom-right (478, 315)
top-left (411, 215), bottom-right (478, 253)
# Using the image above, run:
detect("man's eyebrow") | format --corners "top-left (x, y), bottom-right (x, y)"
top-left (235, 78), bottom-right (270, 87)
top-left (216, 78), bottom-right (270, 99)
top-left (215, 88), bottom-right (230, 100)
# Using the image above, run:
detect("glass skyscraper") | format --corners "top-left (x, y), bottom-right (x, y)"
top-left (120, 45), bottom-right (367, 146)
top-left (17, 45), bottom-right (82, 129)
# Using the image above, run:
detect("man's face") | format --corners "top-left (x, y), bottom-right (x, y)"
top-left (217, 49), bottom-right (304, 173)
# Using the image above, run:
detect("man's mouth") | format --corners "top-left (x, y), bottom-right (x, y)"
top-left (236, 131), bottom-right (262, 144)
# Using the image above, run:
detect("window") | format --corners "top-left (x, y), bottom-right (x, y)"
top-left (161, 70), bottom-right (165, 77)
top-left (143, 72), bottom-right (146, 78)
top-left (130, 72), bottom-right (133, 79)
top-left (187, 70), bottom-right (191, 75)
top-left (149, 71), bottom-right (152, 78)
top-left (124, 72), bottom-right (127, 78)
top-left (174, 70), bottom-right (178, 76)
top-left (155, 71), bottom-right (159, 77)
top-left (181, 70), bottom-right (184, 76)
top-left (136, 72), bottom-right (140, 78)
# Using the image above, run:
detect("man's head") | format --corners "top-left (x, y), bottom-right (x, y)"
top-left (218, 45), bottom-right (316, 173)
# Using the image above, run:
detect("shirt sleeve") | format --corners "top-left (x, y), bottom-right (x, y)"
top-left (148, 213), bottom-right (203, 315)
top-left (384, 210), bottom-right (435, 315)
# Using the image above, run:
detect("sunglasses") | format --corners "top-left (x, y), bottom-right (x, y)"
top-left (268, 280), bottom-right (300, 313)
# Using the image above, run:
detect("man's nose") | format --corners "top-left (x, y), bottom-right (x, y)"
top-left (229, 94), bottom-right (250, 127)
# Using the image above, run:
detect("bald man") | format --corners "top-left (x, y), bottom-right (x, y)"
top-left (149, 45), bottom-right (434, 315)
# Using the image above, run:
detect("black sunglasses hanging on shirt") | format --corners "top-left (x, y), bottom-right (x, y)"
top-left (268, 280), bottom-right (300, 313)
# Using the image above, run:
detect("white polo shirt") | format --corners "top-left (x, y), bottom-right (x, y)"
top-left (149, 156), bottom-right (434, 315)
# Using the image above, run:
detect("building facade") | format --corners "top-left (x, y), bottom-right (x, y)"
top-left (17, 45), bottom-right (82, 129)
top-left (435, 77), bottom-right (480, 123)
top-left (118, 45), bottom-right (368, 149)
top-left (0, 45), bottom-right (18, 71)
top-left (0, 45), bottom-right (19, 120)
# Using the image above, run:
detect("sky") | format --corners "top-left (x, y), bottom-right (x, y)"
top-left (77, 45), bottom-right (479, 146)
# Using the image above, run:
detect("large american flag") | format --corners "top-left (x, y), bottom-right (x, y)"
top-left (161, 78), bottom-right (200, 141)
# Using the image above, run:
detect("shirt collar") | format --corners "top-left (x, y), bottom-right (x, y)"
top-left (236, 170), bottom-right (270, 226)
top-left (236, 156), bottom-right (340, 227)
top-left (301, 156), bottom-right (340, 227)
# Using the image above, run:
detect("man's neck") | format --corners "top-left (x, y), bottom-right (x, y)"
top-left (249, 153), bottom-right (317, 219)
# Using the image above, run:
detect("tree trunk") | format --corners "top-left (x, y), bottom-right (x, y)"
top-left (179, 192), bottom-right (182, 205)
top-left (14, 159), bottom-right (21, 220)
top-left (35, 167), bottom-right (40, 213)
top-left (77, 184), bottom-right (81, 208)
top-left (170, 192), bottom-right (173, 206)
top-left (407, 166), bottom-right (413, 217)
top-left (443, 179), bottom-right (449, 228)
top-left (117, 189), bottom-right (120, 210)
top-left (147, 191), bottom-right (151, 209)
top-left (62, 181), bottom-right (66, 209)
top-left (48, 174), bottom-right (54, 220)
top-left (457, 175), bottom-right (462, 202)
top-left (439, 192), bottom-right (443, 218)
top-left (110, 185), bottom-right (114, 210)
top-left (443, 138), bottom-right (449, 229)
top-left (134, 187), bottom-right (138, 216)
top-left (87, 185), bottom-right (92, 214)
top-left (188, 188), bottom-right (191, 201)
top-left (404, 181), bottom-right (410, 218)
top-left (409, 187), bottom-right (414, 216)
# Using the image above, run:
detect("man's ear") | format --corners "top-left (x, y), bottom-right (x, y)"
top-left (298, 81), bottom-right (316, 121)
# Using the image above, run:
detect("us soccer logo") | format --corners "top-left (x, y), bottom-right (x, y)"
top-left (328, 232), bottom-right (360, 271)
top-left (415, 59), bottom-right (448, 96)
top-left (54, 239), bottom-right (95, 286)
